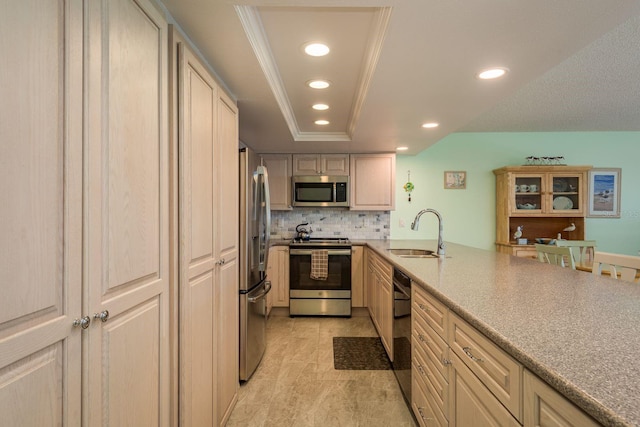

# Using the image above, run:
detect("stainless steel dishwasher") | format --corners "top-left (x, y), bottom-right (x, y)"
top-left (392, 268), bottom-right (412, 405)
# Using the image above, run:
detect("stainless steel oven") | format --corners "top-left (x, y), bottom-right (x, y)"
top-left (289, 238), bottom-right (352, 316)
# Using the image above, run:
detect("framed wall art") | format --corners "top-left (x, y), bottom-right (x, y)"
top-left (587, 168), bottom-right (621, 218)
top-left (444, 171), bottom-right (466, 189)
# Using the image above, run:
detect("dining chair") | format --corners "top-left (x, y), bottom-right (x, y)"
top-left (591, 252), bottom-right (640, 283)
top-left (535, 244), bottom-right (576, 269)
top-left (555, 240), bottom-right (597, 264)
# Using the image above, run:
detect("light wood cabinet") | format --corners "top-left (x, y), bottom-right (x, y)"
top-left (216, 90), bottom-right (240, 426)
top-left (413, 286), bottom-right (450, 426)
top-left (350, 153), bottom-right (396, 210)
top-left (449, 311), bottom-right (523, 422)
top-left (365, 249), bottom-right (393, 359)
top-left (292, 153), bottom-right (349, 175)
top-left (266, 246), bottom-right (290, 311)
top-left (0, 1), bottom-right (170, 425)
top-left (412, 285), bottom-right (524, 426)
top-left (523, 370), bottom-right (599, 427)
top-left (493, 166), bottom-right (591, 257)
top-left (351, 246), bottom-right (365, 307)
top-left (175, 37), bottom-right (239, 426)
top-left (261, 154), bottom-right (293, 210)
top-left (449, 352), bottom-right (521, 427)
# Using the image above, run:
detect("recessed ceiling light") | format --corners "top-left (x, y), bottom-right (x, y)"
top-left (396, 146), bottom-right (409, 151)
top-left (421, 122), bottom-right (439, 129)
top-left (315, 120), bottom-right (330, 125)
top-left (307, 80), bottom-right (330, 89)
top-left (477, 67), bottom-right (509, 80)
top-left (312, 104), bottom-right (329, 111)
top-left (304, 43), bottom-right (330, 57)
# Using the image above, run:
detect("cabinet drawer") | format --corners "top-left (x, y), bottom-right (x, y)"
top-left (413, 286), bottom-right (448, 340)
top-left (524, 370), bottom-right (599, 427)
top-left (449, 312), bottom-right (523, 422)
top-left (513, 247), bottom-right (538, 259)
top-left (413, 360), bottom-right (448, 427)
top-left (413, 334), bottom-right (449, 421)
top-left (413, 311), bottom-right (449, 380)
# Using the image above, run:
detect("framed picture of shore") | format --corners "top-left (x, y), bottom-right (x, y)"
top-left (444, 171), bottom-right (466, 189)
top-left (588, 168), bottom-right (621, 218)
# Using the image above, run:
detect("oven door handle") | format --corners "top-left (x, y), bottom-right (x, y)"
top-left (289, 249), bottom-right (351, 256)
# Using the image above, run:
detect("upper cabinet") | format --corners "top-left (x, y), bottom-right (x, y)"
top-left (350, 154), bottom-right (396, 211)
top-left (493, 165), bottom-right (591, 257)
top-left (261, 154), bottom-right (293, 210)
top-left (292, 154), bottom-right (349, 176)
top-left (499, 168), bottom-right (590, 216)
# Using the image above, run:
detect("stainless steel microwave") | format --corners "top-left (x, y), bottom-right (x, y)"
top-left (292, 175), bottom-right (349, 207)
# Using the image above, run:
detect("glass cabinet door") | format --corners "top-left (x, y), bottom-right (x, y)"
top-left (514, 175), bottom-right (543, 212)
top-left (550, 174), bottom-right (582, 213)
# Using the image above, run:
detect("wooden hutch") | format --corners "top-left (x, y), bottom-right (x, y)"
top-left (493, 165), bottom-right (592, 258)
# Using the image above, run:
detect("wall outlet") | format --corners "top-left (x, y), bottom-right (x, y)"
top-left (399, 218), bottom-right (405, 228)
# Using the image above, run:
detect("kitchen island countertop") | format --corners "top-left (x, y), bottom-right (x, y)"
top-left (361, 239), bottom-right (639, 427)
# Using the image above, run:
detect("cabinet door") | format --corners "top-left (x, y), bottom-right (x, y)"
top-left (523, 370), bottom-right (599, 427)
top-left (177, 42), bottom-right (217, 427)
top-left (322, 154), bottom-right (350, 175)
top-left (449, 353), bottom-right (520, 427)
top-left (547, 173), bottom-right (585, 215)
top-left (0, 1), bottom-right (83, 424)
top-left (512, 173), bottom-right (544, 214)
top-left (261, 154), bottom-right (292, 210)
top-left (84, 1), bottom-right (170, 425)
top-left (216, 91), bottom-right (239, 426)
top-left (351, 246), bottom-right (364, 307)
top-left (270, 247), bottom-right (290, 307)
top-left (292, 154), bottom-right (321, 175)
top-left (379, 276), bottom-right (394, 360)
top-left (350, 154), bottom-right (396, 210)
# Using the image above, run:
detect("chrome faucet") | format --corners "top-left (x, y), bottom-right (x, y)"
top-left (411, 209), bottom-right (445, 256)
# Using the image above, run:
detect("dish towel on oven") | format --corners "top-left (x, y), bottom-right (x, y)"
top-left (310, 249), bottom-right (328, 280)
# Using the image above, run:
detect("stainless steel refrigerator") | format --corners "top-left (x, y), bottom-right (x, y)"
top-left (239, 147), bottom-right (272, 381)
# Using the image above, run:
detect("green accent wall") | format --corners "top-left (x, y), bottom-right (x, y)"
top-left (391, 132), bottom-right (640, 255)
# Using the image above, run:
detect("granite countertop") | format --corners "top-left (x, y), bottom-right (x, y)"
top-left (362, 239), bottom-right (639, 427)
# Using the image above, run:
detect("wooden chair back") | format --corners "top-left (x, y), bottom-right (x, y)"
top-left (555, 240), bottom-right (597, 264)
top-left (592, 252), bottom-right (640, 283)
top-left (535, 244), bottom-right (576, 269)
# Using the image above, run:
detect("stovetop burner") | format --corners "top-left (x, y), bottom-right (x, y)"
top-left (290, 237), bottom-right (351, 246)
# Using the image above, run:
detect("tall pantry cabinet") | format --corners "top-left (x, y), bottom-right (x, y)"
top-left (172, 32), bottom-right (239, 426)
top-left (1, 0), bottom-right (170, 425)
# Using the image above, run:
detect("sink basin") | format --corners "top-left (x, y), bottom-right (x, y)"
top-left (387, 248), bottom-right (439, 258)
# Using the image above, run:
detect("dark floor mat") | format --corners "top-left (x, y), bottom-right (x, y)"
top-left (333, 337), bottom-right (392, 370)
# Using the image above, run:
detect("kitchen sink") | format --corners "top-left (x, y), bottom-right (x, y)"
top-left (387, 248), bottom-right (439, 258)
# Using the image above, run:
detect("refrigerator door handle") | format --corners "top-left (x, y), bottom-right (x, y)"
top-left (248, 281), bottom-right (272, 303)
top-left (256, 165), bottom-right (271, 274)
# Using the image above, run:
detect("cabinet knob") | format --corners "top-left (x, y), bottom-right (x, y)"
top-left (94, 310), bottom-right (110, 323)
top-left (73, 316), bottom-right (91, 329)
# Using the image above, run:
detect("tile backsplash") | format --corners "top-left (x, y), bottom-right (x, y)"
top-left (271, 208), bottom-right (390, 240)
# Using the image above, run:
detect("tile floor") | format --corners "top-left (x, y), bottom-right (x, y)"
top-left (227, 309), bottom-right (417, 426)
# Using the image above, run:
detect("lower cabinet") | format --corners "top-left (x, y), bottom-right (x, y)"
top-left (267, 246), bottom-right (289, 313)
top-left (351, 246), bottom-right (365, 307)
top-left (365, 248), bottom-right (393, 359)
top-left (412, 285), bottom-right (599, 427)
top-left (523, 371), bottom-right (599, 427)
top-left (449, 352), bottom-right (520, 426)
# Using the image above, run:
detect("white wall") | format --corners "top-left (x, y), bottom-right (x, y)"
top-left (391, 132), bottom-right (640, 255)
